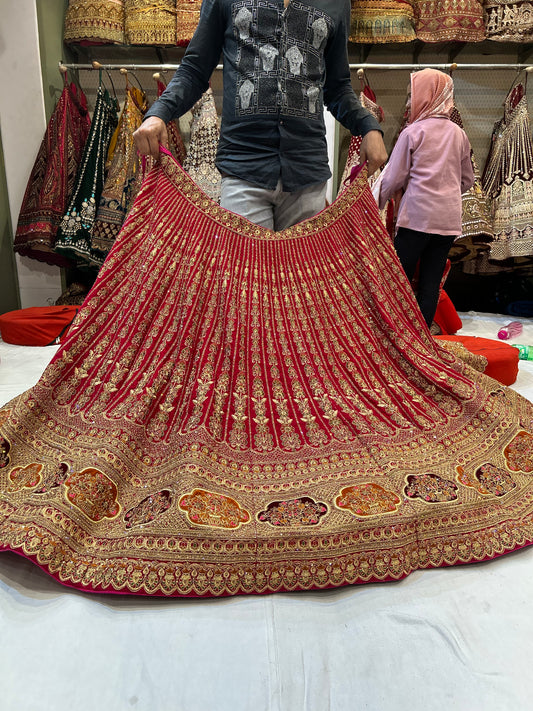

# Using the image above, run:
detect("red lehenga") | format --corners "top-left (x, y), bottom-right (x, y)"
top-left (1, 150), bottom-right (533, 598)
top-left (14, 77), bottom-right (91, 267)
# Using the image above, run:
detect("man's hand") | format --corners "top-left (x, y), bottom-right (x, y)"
top-left (359, 130), bottom-right (388, 177)
top-left (133, 116), bottom-right (169, 160)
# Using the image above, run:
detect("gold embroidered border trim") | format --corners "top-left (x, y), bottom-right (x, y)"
top-left (1, 504), bottom-right (533, 595)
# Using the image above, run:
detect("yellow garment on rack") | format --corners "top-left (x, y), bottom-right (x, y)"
top-left (125, 0), bottom-right (177, 45)
top-left (349, 0), bottom-right (416, 43)
top-left (90, 85), bottom-right (148, 265)
top-left (64, 0), bottom-right (125, 44)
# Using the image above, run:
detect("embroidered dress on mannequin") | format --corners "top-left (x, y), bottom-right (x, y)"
top-left (64, 0), bottom-right (125, 44)
top-left (14, 73), bottom-right (91, 268)
top-left (349, 0), bottom-right (417, 43)
top-left (414, 0), bottom-right (486, 41)
top-left (448, 104), bottom-right (494, 263)
top-left (182, 88), bottom-right (221, 203)
top-left (483, 0), bottom-right (533, 40)
top-left (90, 84), bottom-right (148, 267)
top-left (482, 80), bottom-right (533, 261)
top-left (0, 149), bottom-right (532, 597)
top-left (55, 77), bottom-right (119, 268)
top-left (125, 0), bottom-right (177, 45)
top-left (175, 0), bottom-right (202, 46)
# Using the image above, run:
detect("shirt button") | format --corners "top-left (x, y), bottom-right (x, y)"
top-left (280, 120), bottom-right (284, 125)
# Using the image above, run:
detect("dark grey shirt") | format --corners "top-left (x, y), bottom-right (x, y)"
top-left (146, 0), bottom-right (382, 191)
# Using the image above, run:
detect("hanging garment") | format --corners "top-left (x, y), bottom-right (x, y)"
top-left (483, 0), bottom-right (533, 41)
top-left (339, 82), bottom-right (389, 226)
top-left (448, 105), bottom-right (494, 263)
top-left (183, 88), bottom-right (221, 203)
top-left (340, 84), bottom-right (385, 186)
top-left (64, 0), bottom-right (125, 44)
top-left (54, 84), bottom-right (119, 267)
top-left (125, 0), bottom-right (177, 45)
top-left (482, 82), bottom-right (533, 261)
top-left (157, 79), bottom-right (187, 165)
top-left (349, 0), bottom-right (417, 43)
top-left (414, 0), bottom-right (486, 42)
top-left (90, 85), bottom-right (148, 267)
top-left (0, 149), bottom-right (532, 598)
top-left (176, 0), bottom-right (202, 46)
top-left (14, 79), bottom-right (91, 268)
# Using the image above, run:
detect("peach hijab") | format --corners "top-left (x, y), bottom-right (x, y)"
top-left (409, 68), bottom-right (454, 123)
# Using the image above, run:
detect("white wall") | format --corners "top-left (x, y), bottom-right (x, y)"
top-left (0, 0), bottom-right (62, 307)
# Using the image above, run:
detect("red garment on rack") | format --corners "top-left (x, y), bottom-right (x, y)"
top-left (1, 150), bottom-right (532, 597)
top-left (157, 79), bottom-right (187, 164)
top-left (14, 80), bottom-right (91, 267)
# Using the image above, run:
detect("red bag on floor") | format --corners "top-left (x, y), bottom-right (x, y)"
top-left (0, 305), bottom-right (79, 346)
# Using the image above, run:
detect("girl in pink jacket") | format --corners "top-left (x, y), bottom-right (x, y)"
top-left (379, 68), bottom-right (474, 327)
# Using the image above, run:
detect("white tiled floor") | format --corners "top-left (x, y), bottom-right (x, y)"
top-left (1, 312), bottom-right (533, 711)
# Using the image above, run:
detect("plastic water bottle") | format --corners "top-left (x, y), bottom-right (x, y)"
top-left (511, 344), bottom-right (533, 361)
top-left (498, 321), bottom-right (523, 340)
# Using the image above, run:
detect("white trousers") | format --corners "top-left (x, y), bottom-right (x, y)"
top-left (220, 176), bottom-right (327, 231)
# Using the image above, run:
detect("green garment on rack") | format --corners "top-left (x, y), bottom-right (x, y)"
top-left (55, 84), bottom-right (119, 268)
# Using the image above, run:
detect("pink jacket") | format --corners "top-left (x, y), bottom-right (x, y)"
top-left (378, 116), bottom-right (475, 236)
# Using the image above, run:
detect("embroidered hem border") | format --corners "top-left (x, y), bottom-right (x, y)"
top-left (1, 512), bottom-right (532, 597)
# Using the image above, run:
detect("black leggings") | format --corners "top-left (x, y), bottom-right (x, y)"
top-left (394, 227), bottom-right (456, 327)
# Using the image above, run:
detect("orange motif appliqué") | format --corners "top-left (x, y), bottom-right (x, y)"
top-left (335, 483), bottom-right (401, 517)
top-left (178, 488), bottom-right (251, 529)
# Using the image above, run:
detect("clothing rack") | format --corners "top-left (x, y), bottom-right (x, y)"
top-left (59, 61), bottom-right (533, 72)
top-left (352, 63), bottom-right (533, 71)
top-left (59, 62), bottom-right (223, 71)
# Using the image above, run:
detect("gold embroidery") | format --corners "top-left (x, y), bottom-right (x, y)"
top-left (178, 489), bottom-right (251, 529)
top-left (335, 483), bottom-right (402, 517)
top-left (64, 468), bottom-right (121, 521)
top-left (0, 153), bottom-right (532, 597)
top-left (7, 464), bottom-right (43, 493)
